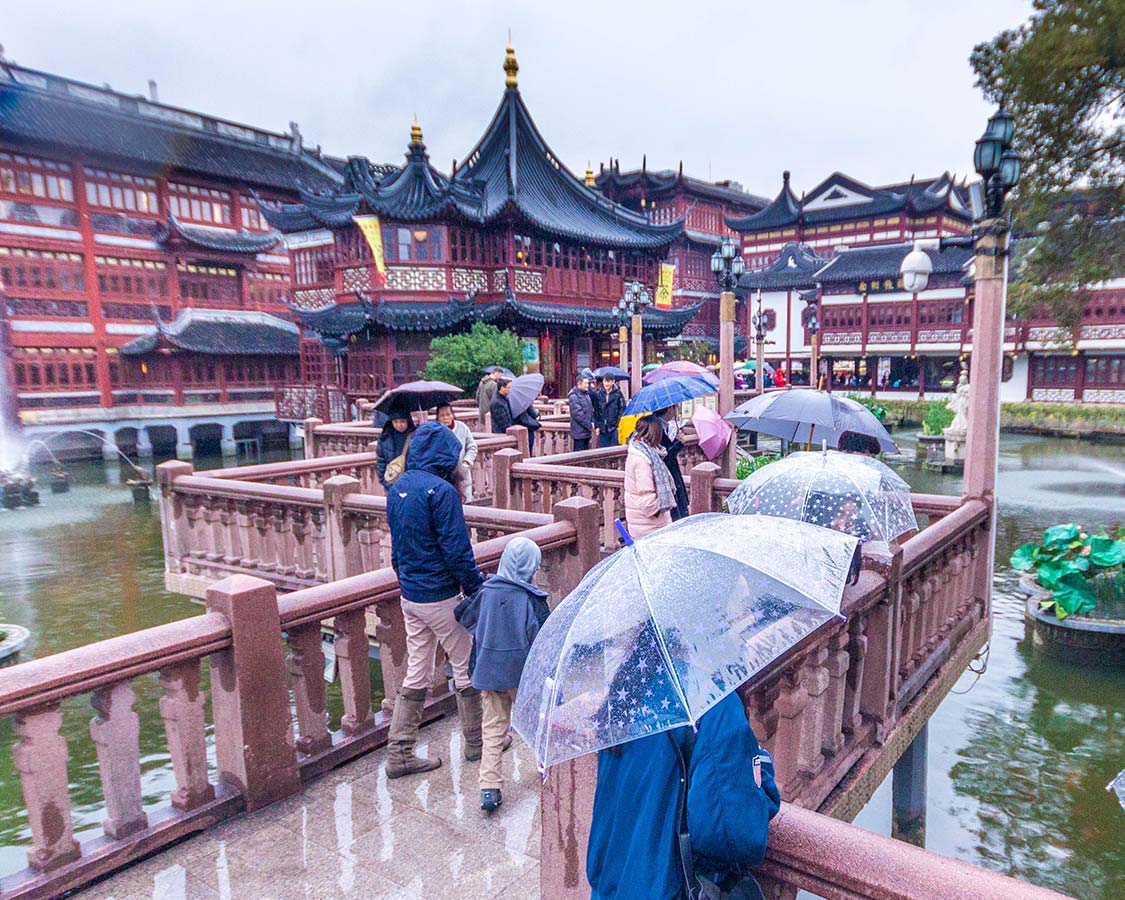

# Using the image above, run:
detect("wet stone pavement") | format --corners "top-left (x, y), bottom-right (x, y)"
top-left (74, 715), bottom-right (542, 900)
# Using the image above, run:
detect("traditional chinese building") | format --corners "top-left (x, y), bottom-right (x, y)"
top-left (263, 43), bottom-right (694, 412)
top-left (594, 163), bottom-right (765, 346)
top-left (0, 59), bottom-right (339, 458)
top-left (731, 172), bottom-right (1125, 402)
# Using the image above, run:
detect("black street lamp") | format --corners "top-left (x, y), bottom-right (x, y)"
top-left (710, 236), bottom-right (745, 292)
top-left (618, 280), bottom-right (652, 394)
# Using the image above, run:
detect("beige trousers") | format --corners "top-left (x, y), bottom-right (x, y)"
top-left (400, 595), bottom-right (473, 692)
top-left (480, 689), bottom-right (516, 790)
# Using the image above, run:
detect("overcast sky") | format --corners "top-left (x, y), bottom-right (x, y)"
top-left (3, 0), bottom-right (1031, 199)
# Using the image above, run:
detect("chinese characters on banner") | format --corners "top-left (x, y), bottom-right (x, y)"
top-left (654, 262), bottom-right (675, 309)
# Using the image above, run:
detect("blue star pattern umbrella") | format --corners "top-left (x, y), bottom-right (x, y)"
top-left (623, 374), bottom-right (716, 416)
top-left (512, 513), bottom-right (858, 769)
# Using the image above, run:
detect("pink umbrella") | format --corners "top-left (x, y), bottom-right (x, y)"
top-left (691, 406), bottom-right (732, 460)
top-left (644, 360), bottom-right (718, 386)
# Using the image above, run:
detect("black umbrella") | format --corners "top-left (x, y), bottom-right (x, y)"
top-left (482, 366), bottom-right (517, 379)
top-left (374, 380), bottom-right (463, 414)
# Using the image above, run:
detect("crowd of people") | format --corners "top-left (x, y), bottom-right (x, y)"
top-left (376, 376), bottom-right (781, 897)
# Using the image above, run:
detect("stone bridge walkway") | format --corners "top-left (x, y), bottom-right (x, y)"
top-left (76, 716), bottom-right (542, 900)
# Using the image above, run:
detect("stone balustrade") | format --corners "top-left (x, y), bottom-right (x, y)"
top-left (0, 498), bottom-right (601, 900)
top-left (158, 464), bottom-right (553, 598)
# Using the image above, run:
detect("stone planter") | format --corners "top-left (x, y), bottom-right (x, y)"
top-left (0, 623), bottom-right (30, 666)
top-left (1020, 573), bottom-right (1125, 668)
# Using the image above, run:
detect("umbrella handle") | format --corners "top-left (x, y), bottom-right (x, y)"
top-left (614, 518), bottom-right (634, 547)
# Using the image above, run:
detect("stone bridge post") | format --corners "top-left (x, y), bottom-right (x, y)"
top-left (303, 417), bottom-right (323, 460)
top-left (689, 461), bottom-right (720, 515)
top-left (205, 574), bottom-right (301, 811)
top-left (492, 448), bottom-right (523, 510)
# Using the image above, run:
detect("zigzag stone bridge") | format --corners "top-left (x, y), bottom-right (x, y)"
top-left (0, 406), bottom-right (1071, 899)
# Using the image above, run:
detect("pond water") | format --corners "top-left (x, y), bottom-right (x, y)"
top-left (0, 435), bottom-right (1123, 897)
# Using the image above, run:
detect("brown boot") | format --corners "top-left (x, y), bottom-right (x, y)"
top-left (457, 686), bottom-right (484, 761)
top-left (386, 687), bottom-right (442, 779)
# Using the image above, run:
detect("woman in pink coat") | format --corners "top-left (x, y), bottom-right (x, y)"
top-left (623, 416), bottom-right (677, 538)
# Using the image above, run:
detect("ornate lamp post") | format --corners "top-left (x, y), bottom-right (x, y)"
top-left (711, 236), bottom-right (745, 474)
top-left (804, 290), bottom-right (820, 389)
top-left (751, 289), bottom-right (767, 396)
top-left (899, 106), bottom-right (1020, 501)
top-left (618, 280), bottom-right (652, 396)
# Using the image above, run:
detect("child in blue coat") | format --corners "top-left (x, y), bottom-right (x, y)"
top-left (460, 536), bottom-right (549, 813)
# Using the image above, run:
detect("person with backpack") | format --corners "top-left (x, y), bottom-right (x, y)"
top-left (457, 536), bottom-right (549, 814)
top-left (587, 629), bottom-right (781, 900)
top-left (375, 410), bottom-right (415, 489)
top-left (385, 422), bottom-right (485, 778)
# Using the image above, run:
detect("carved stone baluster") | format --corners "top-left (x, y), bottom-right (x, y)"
top-left (253, 502), bottom-right (277, 573)
top-left (900, 582), bottom-right (922, 678)
top-left (275, 507), bottom-right (296, 577)
top-left (90, 681), bottom-right (148, 839)
top-left (205, 502), bottom-right (224, 563)
top-left (842, 612), bottom-right (868, 738)
top-left (290, 508), bottom-right (312, 579)
top-left (309, 507), bottom-right (328, 582)
top-left (820, 628), bottom-right (851, 758)
top-left (158, 659), bottom-right (215, 811)
top-left (375, 598), bottom-right (408, 715)
top-left (234, 500), bottom-right (258, 570)
top-left (770, 667), bottom-right (810, 799)
top-left (797, 647), bottom-right (830, 779)
top-left (355, 514), bottom-right (379, 573)
top-left (335, 608), bottom-right (375, 736)
top-left (286, 623), bottom-right (332, 755)
top-left (219, 499), bottom-right (241, 566)
top-left (13, 705), bottom-right (81, 871)
top-left (185, 497), bottom-right (206, 564)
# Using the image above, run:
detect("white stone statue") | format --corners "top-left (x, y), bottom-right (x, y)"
top-left (943, 364), bottom-right (970, 463)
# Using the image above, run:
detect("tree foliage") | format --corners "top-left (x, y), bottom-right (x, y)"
top-left (422, 323), bottom-right (525, 393)
top-left (971, 1), bottom-right (1125, 337)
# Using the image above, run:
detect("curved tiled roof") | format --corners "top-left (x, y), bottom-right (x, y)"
top-left (737, 242), bottom-right (830, 293)
top-left (263, 81), bottom-right (683, 250)
top-left (595, 167), bottom-right (768, 209)
top-left (453, 89), bottom-right (683, 249)
top-left (120, 309), bottom-right (299, 356)
top-left (727, 171), bottom-right (973, 233)
top-left (502, 292), bottom-right (699, 338)
top-left (726, 172), bottom-right (801, 231)
top-left (814, 241), bottom-right (974, 283)
top-left (289, 294), bottom-right (485, 336)
top-left (0, 69), bottom-right (340, 193)
top-left (157, 217), bottom-right (282, 254)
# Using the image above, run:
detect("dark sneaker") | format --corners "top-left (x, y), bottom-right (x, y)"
top-left (480, 789), bottom-right (503, 813)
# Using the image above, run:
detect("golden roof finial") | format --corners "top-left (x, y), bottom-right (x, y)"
top-left (504, 33), bottom-right (519, 89)
top-left (584, 161), bottom-right (595, 187)
top-left (410, 113), bottom-right (423, 145)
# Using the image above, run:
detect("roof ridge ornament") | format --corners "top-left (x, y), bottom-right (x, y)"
top-left (411, 114), bottom-right (423, 145)
top-left (504, 35), bottom-right (519, 89)
top-left (585, 162), bottom-right (595, 187)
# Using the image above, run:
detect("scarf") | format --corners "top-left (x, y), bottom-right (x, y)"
top-left (631, 437), bottom-right (678, 512)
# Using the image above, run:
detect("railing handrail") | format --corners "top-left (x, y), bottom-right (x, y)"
top-left (761, 803), bottom-right (1070, 900)
top-left (171, 475), bottom-right (325, 507)
top-left (279, 520), bottom-right (577, 629)
top-left (0, 613), bottom-right (231, 718)
top-left (342, 491), bottom-right (554, 530)
top-left (207, 451), bottom-right (380, 481)
top-left (510, 462), bottom-right (625, 486)
top-left (901, 497), bottom-right (989, 577)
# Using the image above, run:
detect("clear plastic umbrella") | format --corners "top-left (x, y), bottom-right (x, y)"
top-left (512, 514), bottom-right (858, 769)
top-left (725, 450), bottom-right (917, 542)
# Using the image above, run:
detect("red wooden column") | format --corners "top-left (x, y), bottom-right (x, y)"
top-left (70, 160), bottom-right (113, 408)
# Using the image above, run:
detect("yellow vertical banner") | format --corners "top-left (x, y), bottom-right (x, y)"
top-left (352, 215), bottom-right (387, 287)
top-left (655, 262), bottom-right (675, 309)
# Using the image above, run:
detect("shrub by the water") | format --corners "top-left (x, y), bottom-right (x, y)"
top-left (922, 400), bottom-right (955, 436)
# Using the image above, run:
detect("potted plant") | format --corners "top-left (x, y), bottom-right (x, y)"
top-left (1011, 524), bottom-right (1125, 619)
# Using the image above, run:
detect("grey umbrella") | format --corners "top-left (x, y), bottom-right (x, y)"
top-left (725, 390), bottom-right (898, 453)
top-left (507, 373), bottom-right (545, 418)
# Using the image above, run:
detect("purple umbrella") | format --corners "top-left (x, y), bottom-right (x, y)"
top-left (374, 380), bottom-right (463, 414)
top-left (507, 373), bottom-right (545, 418)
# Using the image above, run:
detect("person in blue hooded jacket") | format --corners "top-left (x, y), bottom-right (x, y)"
top-left (458, 536), bottom-right (549, 814)
top-left (386, 421), bottom-right (485, 779)
top-left (587, 681), bottom-right (781, 900)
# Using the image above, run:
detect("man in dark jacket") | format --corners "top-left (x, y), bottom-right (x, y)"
top-left (490, 379), bottom-right (514, 434)
top-left (569, 376), bottom-right (595, 451)
top-left (386, 422), bottom-right (485, 778)
top-left (599, 377), bottom-right (625, 447)
top-left (587, 690), bottom-right (781, 900)
top-left (476, 367), bottom-right (503, 428)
